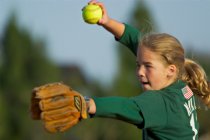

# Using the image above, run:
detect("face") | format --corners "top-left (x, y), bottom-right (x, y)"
top-left (136, 46), bottom-right (175, 91)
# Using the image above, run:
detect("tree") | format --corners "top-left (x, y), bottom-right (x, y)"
top-left (0, 14), bottom-right (60, 140)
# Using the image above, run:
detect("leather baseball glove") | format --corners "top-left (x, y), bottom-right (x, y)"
top-left (30, 82), bottom-right (88, 133)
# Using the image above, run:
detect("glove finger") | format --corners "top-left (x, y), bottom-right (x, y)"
top-left (59, 117), bottom-right (80, 132)
top-left (39, 94), bottom-right (73, 111)
top-left (34, 83), bottom-right (70, 99)
top-left (30, 91), bottom-right (41, 120)
top-left (44, 115), bottom-right (80, 133)
top-left (41, 106), bottom-right (79, 121)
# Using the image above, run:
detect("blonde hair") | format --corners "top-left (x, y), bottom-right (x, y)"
top-left (182, 59), bottom-right (210, 108)
top-left (140, 33), bottom-right (210, 108)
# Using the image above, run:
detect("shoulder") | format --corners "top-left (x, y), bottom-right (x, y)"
top-left (131, 90), bottom-right (167, 128)
top-left (131, 90), bottom-right (165, 109)
top-left (133, 90), bottom-right (164, 101)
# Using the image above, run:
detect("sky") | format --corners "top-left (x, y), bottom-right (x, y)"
top-left (1, 0), bottom-right (210, 84)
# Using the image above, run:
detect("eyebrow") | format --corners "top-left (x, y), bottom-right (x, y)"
top-left (143, 62), bottom-right (152, 65)
top-left (136, 60), bottom-right (152, 65)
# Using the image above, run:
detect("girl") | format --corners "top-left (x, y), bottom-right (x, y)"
top-left (85, 1), bottom-right (210, 140)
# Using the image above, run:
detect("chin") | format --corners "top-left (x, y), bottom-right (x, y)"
top-left (142, 86), bottom-right (151, 91)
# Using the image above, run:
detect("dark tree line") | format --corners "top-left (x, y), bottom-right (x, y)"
top-left (0, 1), bottom-right (209, 140)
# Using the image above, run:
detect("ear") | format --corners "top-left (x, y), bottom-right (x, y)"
top-left (167, 64), bottom-right (177, 78)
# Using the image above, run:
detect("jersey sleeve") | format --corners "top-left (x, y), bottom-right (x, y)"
top-left (116, 23), bottom-right (141, 56)
top-left (131, 91), bottom-right (167, 128)
top-left (92, 96), bottom-right (144, 126)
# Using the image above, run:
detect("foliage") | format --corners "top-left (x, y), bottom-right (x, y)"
top-left (0, 14), bottom-right (60, 140)
top-left (1, 1), bottom-right (209, 140)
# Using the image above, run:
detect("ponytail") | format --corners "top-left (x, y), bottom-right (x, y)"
top-left (181, 58), bottom-right (210, 108)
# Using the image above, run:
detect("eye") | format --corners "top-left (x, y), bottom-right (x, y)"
top-left (145, 64), bottom-right (152, 68)
top-left (136, 62), bottom-right (140, 68)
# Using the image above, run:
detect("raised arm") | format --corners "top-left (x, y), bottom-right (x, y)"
top-left (89, 1), bottom-right (140, 55)
top-left (89, 1), bottom-right (125, 39)
top-left (101, 18), bottom-right (125, 40)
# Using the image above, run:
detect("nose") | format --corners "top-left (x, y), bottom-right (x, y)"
top-left (136, 65), bottom-right (145, 78)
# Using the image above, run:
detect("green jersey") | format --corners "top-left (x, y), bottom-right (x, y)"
top-left (92, 24), bottom-right (199, 140)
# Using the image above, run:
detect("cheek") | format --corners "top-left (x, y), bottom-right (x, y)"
top-left (147, 69), bottom-right (167, 84)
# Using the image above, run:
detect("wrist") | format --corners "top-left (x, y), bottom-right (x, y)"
top-left (84, 96), bottom-right (90, 112)
top-left (102, 18), bottom-right (113, 28)
top-left (84, 97), bottom-right (96, 114)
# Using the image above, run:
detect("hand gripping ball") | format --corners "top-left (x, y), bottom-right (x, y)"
top-left (82, 4), bottom-right (103, 24)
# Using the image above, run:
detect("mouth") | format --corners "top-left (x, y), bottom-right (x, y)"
top-left (141, 81), bottom-right (150, 85)
top-left (141, 81), bottom-right (150, 90)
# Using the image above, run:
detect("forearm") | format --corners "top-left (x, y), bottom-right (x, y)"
top-left (102, 18), bottom-right (125, 39)
top-left (88, 97), bottom-right (143, 125)
top-left (91, 1), bottom-right (125, 39)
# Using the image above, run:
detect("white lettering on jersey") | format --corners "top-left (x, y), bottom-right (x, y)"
top-left (184, 97), bottom-right (198, 140)
top-left (184, 98), bottom-right (196, 116)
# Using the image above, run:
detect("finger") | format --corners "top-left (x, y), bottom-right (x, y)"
top-left (59, 118), bottom-right (80, 132)
top-left (88, 0), bottom-right (97, 5)
top-left (98, 18), bottom-right (107, 24)
top-left (44, 116), bottom-right (80, 133)
top-left (41, 106), bottom-right (80, 121)
top-left (86, 2), bottom-right (106, 25)
top-left (39, 94), bottom-right (74, 111)
top-left (31, 91), bottom-right (42, 119)
top-left (34, 83), bottom-right (70, 99)
top-left (97, 2), bottom-right (106, 16)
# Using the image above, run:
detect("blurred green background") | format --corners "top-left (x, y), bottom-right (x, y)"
top-left (0, 0), bottom-right (210, 140)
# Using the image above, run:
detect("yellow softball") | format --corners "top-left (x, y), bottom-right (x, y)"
top-left (82, 4), bottom-right (103, 24)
